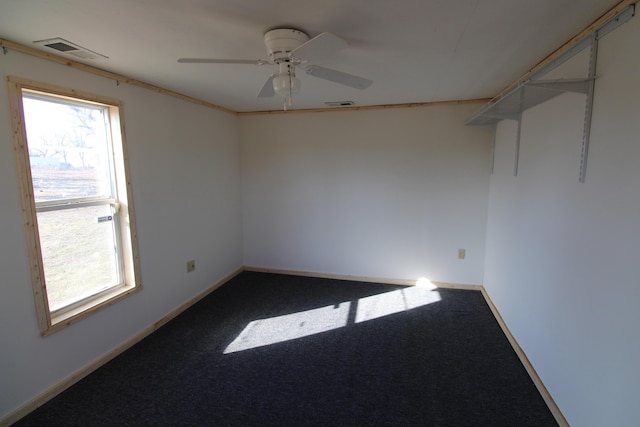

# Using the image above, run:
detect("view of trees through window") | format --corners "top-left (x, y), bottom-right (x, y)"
top-left (23, 93), bottom-right (122, 312)
top-left (24, 96), bottom-right (113, 201)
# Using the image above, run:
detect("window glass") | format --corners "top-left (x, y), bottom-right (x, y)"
top-left (37, 204), bottom-right (121, 311)
top-left (23, 95), bottom-right (114, 202)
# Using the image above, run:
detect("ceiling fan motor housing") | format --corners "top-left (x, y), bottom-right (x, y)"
top-left (264, 28), bottom-right (309, 62)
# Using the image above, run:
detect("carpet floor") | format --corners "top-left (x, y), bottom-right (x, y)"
top-left (15, 271), bottom-right (557, 426)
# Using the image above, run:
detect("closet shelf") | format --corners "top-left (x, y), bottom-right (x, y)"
top-left (465, 78), bottom-right (591, 127)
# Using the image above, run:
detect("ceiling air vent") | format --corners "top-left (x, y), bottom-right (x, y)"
top-left (324, 101), bottom-right (355, 107)
top-left (33, 38), bottom-right (108, 60)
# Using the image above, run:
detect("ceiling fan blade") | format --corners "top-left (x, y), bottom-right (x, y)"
top-left (305, 65), bottom-right (372, 90)
top-left (290, 32), bottom-right (348, 60)
top-left (178, 58), bottom-right (268, 65)
top-left (257, 74), bottom-right (277, 98)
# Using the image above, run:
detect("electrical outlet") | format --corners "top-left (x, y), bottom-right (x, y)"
top-left (186, 260), bottom-right (195, 272)
top-left (457, 249), bottom-right (466, 260)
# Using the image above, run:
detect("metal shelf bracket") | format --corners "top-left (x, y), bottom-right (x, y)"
top-left (466, 4), bottom-right (635, 182)
top-left (580, 35), bottom-right (598, 183)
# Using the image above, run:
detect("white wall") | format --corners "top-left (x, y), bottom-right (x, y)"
top-left (240, 106), bottom-right (493, 285)
top-left (0, 51), bottom-right (242, 419)
top-left (483, 15), bottom-right (640, 427)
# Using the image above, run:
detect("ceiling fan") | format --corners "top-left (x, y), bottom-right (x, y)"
top-left (178, 28), bottom-right (373, 110)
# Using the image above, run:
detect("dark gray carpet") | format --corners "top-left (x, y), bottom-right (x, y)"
top-left (14, 271), bottom-right (557, 426)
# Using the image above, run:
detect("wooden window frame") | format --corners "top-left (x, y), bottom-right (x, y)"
top-left (7, 76), bottom-right (142, 336)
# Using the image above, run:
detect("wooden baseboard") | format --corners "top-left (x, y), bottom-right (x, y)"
top-left (243, 265), bottom-right (417, 286)
top-left (151, 267), bottom-right (242, 330)
top-left (479, 288), bottom-right (569, 427)
top-left (242, 265), bottom-right (483, 290)
top-left (3, 266), bottom-right (567, 427)
top-left (244, 265), bottom-right (567, 426)
top-left (0, 324), bottom-right (155, 427)
top-left (1, 267), bottom-right (242, 427)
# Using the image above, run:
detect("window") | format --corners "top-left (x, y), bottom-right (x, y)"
top-left (8, 77), bottom-right (141, 336)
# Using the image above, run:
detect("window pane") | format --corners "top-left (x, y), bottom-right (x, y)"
top-left (37, 205), bottom-right (121, 311)
top-left (22, 96), bottom-right (113, 202)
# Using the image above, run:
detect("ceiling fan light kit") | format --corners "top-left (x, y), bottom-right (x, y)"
top-left (178, 27), bottom-right (372, 110)
top-left (273, 62), bottom-right (299, 109)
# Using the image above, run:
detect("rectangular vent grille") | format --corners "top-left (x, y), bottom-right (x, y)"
top-left (44, 42), bottom-right (78, 52)
top-left (324, 101), bottom-right (355, 107)
top-left (33, 38), bottom-right (107, 60)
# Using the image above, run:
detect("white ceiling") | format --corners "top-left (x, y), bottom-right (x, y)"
top-left (0, 0), bottom-right (621, 112)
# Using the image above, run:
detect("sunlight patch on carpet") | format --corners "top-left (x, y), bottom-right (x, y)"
top-left (224, 302), bottom-right (351, 354)
top-left (224, 283), bottom-right (441, 354)
top-left (355, 287), bottom-right (441, 323)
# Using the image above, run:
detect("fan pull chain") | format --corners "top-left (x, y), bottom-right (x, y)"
top-left (288, 73), bottom-right (294, 109)
top-left (282, 72), bottom-right (294, 111)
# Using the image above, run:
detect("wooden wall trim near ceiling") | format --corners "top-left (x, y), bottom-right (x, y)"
top-left (492, 0), bottom-right (638, 103)
top-left (0, 38), bottom-right (236, 116)
top-left (237, 98), bottom-right (493, 116)
top-left (0, 38), bottom-right (488, 116)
